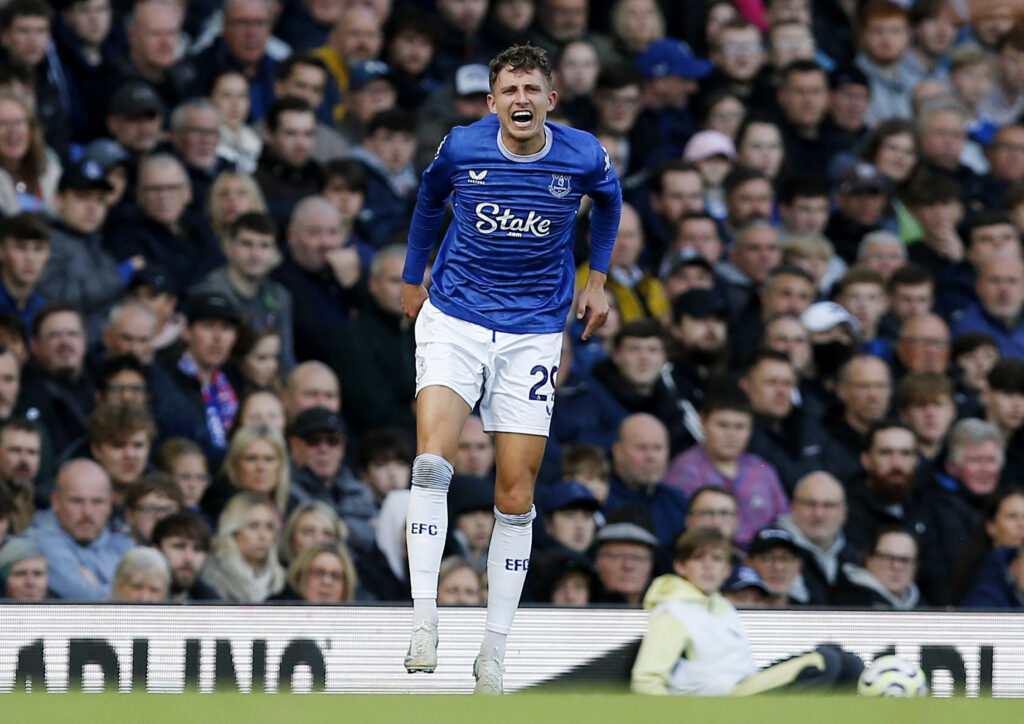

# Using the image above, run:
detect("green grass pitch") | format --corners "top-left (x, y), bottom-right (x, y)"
top-left (1, 692), bottom-right (1017, 724)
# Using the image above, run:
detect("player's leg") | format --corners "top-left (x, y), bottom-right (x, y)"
top-left (404, 385), bottom-right (472, 672)
top-left (474, 431), bottom-right (546, 693)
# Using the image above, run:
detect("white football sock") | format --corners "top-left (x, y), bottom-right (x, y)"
top-left (406, 453), bottom-right (453, 627)
top-left (481, 505), bottom-right (536, 661)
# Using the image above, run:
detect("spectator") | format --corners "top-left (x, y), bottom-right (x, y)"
top-left (835, 524), bottom-right (924, 608)
top-left (732, 262), bottom-right (815, 362)
top-left (107, 154), bottom-right (225, 295)
top-left (228, 327), bottom-right (283, 396)
top-left (641, 161), bottom-right (706, 264)
top-left (665, 289), bottom-right (729, 410)
top-left (537, 480), bottom-right (600, 554)
top-left (0, 535), bottom-right (48, 599)
top-left (112, 0), bottom-right (195, 113)
top-left (96, 303), bottom-right (157, 369)
top-left (666, 386), bottom-right (788, 550)
top-left (277, 0), bottom-right (344, 52)
top-left (530, 546), bottom-right (594, 605)
top-left (856, 231), bottom-right (906, 284)
top-left (94, 355), bottom-right (151, 408)
top-left (983, 359), bottom-right (1024, 481)
top-left (265, 53), bottom-right (349, 162)
top-left (735, 117), bottom-right (785, 182)
top-left (900, 0), bottom-right (957, 87)
top-left (337, 59), bottom-right (399, 146)
top-left (210, 71), bottom-right (262, 174)
top-left (150, 291), bottom-right (242, 469)
top-left (205, 170), bottom-right (268, 244)
top-left (673, 213), bottom-right (723, 271)
top-left (589, 202), bottom-right (668, 322)
top-left (103, 82), bottom-right (165, 182)
top-left (716, 219), bottom-right (781, 324)
top-left (214, 422), bottom-right (290, 516)
top-left (897, 372), bottom-right (957, 463)
top-left (20, 305), bottom-right (94, 458)
top-left (823, 66), bottom-right (871, 154)
top-left (312, 3), bottom-right (386, 122)
top-left (824, 162), bottom-right (892, 265)
top-left (834, 267), bottom-right (889, 354)
top-left (952, 487), bottom-right (1024, 604)
top-left (27, 458), bottom-right (135, 600)
top-left (87, 400), bottom-right (157, 505)
top-left (382, 6), bottom-right (441, 113)
top-left (740, 349), bottom-right (828, 493)
top-left (125, 266), bottom-right (182, 355)
top-left (54, 0), bottom-right (117, 144)
top-left (775, 60), bottom-right (831, 182)
top-left (330, 244), bottom-right (415, 437)
top-left (278, 499), bottom-right (344, 565)
top-left (0, 418), bottom-right (41, 534)
top-left (822, 354), bottom-right (893, 480)
top-left (122, 473), bottom-right (181, 544)
top-left (286, 407), bottom-right (376, 555)
top-left (272, 196), bottom-right (364, 362)
top-left (436, 555), bottom-right (484, 606)
top-left (200, 490), bottom-right (284, 602)
top-left (0, 0), bottom-right (70, 158)
top-left (192, 211), bottom-right (295, 372)
top-left (855, 0), bottom-right (914, 125)
top-left (282, 360), bottom-right (341, 421)
top-left (605, 414), bottom-right (688, 548)
top-left (561, 444), bottom-right (612, 505)
top-left (590, 321), bottom-right (692, 454)
top-left (110, 545), bottom-right (170, 601)
top-left (942, 418), bottom-right (1005, 507)
top-left (978, 25), bottom-right (1024, 126)
top-left (704, 18), bottom-right (774, 111)
top-left (354, 429), bottom-right (412, 508)
top-left (953, 332), bottom-right (1000, 415)
top-left (659, 247), bottom-right (716, 302)
top-left (151, 511), bottom-right (219, 601)
top-left (253, 98), bottom-right (320, 230)
top-left (592, 520), bottom-right (657, 605)
top-left (746, 527), bottom-right (803, 606)
top-left (0, 212), bottom-right (51, 333)
top-left (192, 0), bottom-right (279, 121)
top-left (953, 252), bottom-right (1024, 360)
top-left (38, 160), bottom-right (133, 342)
top-left (843, 420), bottom-right (976, 605)
top-left (880, 265), bottom-right (935, 348)
top-left (168, 99), bottom-right (234, 213)
top-left (775, 471), bottom-right (858, 605)
top-left (279, 540), bottom-right (359, 603)
top-left (153, 437), bottom-right (210, 515)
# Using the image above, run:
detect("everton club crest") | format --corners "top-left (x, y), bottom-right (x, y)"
top-left (548, 173), bottom-right (572, 198)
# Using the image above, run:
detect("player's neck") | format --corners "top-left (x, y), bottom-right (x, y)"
top-left (499, 129), bottom-right (546, 157)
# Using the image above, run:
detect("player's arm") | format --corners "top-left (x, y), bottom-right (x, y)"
top-left (576, 269), bottom-right (608, 341)
top-left (631, 611), bottom-right (690, 695)
top-left (403, 132), bottom-right (456, 320)
top-left (577, 140), bottom-right (622, 340)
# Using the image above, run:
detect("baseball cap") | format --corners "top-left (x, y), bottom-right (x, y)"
top-left (455, 63), bottom-right (491, 96)
top-left (183, 291), bottom-right (242, 325)
top-left (349, 60), bottom-right (394, 90)
top-left (748, 527), bottom-right (802, 557)
top-left (637, 39), bottom-right (713, 81)
top-left (722, 565), bottom-right (772, 595)
top-left (79, 138), bottom-right (130, 173)
top-left (672, 288), bottom-right (728, 321)
top-left (801, 301), bottom-right (861, 335)
top-left (108, 81), bottom-right (164, 119)
top-left (538, 480), bottom-right (601, 514)
top-left (683, 130), bottom-right (736, 163)
top-left (828, 65), bottom-right (869, 91)
top-left (58, 158), bottom-right (114, 193)
top-left (836, 161), bottom-right (892, 195)
top-left (289, 407), bottom-right (348, 438)
top-left (594, 521), bottom-right (659, 548)
top-left (127, 266), bottom-right (173, 295)
top-left (659, 247), bottom-right (713, 280)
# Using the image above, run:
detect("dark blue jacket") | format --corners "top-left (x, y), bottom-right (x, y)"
top-left (952, 302), bottom-right (1024, 361)
top-left (961, 547), bottom-right (1024, 609)
top-left (604, 474), bottom-right (688, 550)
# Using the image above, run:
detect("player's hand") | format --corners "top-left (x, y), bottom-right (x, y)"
top-left (577, 276), bottom-right (609, 341)
top-left (325, 247), bottom-right (361, 288)
top-left (403, 282), bottom-right (428, 321)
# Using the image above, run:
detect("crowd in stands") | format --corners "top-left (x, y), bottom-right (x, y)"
top-left (3, 0), bottom-right (1024, 611)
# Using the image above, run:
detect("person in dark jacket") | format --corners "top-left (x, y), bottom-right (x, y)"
top-left (53, 0), bottom-right (120, 143)
top-left (151, 511), bottom-right (221, 601)
top-left (253, 98), bottom-right (321, 232)
top-left (833, 524), bottom-right (926, 609)
top-left (843, 421), bottom-right (977, 606)
top-left (105, 154), bottom-right (225, 296)
top-left (961, 544), bottom-right (1024, 609)
top-left (150, 291), bottom-right (242, 471)
top-left (328, 244), bottom-right (415, 437)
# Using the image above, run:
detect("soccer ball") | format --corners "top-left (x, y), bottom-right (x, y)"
top-left (857, 655), bottom-right (929, 697)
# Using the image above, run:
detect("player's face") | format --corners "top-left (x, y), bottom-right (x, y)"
top-left (487, 66), bottom-right (557, 155)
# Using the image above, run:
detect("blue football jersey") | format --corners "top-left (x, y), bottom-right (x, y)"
top-left (403, 115), bottom-right (622, 334)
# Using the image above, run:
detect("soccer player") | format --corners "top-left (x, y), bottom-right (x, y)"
top-left (401, 44), bottom-right (622, 694)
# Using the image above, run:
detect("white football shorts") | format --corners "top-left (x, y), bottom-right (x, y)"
top-left (414, 298), bottom-right (563, 436)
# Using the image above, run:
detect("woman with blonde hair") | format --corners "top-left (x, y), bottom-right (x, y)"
top-left (278, 500), bottom-right (346, 565)
top-left (201, 491), bottom-right (285, 602)
top-left (0, 93), bottom-right (61, 215)
top-left (222, 423), bottom-right (291, 513)
top-left (206, 170), bottom-right (268, 241)
top-left (281, 541), bottom-right (359, 603)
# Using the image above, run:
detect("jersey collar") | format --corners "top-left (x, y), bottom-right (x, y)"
top-left (496, 124), bottom-right (553, 163)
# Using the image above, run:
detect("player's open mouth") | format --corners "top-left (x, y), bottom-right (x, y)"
top-left (511, 110), bottom-right (533, 128)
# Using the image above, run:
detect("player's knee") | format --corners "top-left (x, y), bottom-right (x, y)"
top-left (412, 453), bottom-right (454, 490)
top-left (494, 486), bottom-right (533, 516)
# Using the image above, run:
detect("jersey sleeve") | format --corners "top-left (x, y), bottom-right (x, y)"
top-left (630, 610), bottom-right (690, 695)
top-left (583, 139), bottom-right (622, 275)
top-left (403, 131), bottom-right (457, 285)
